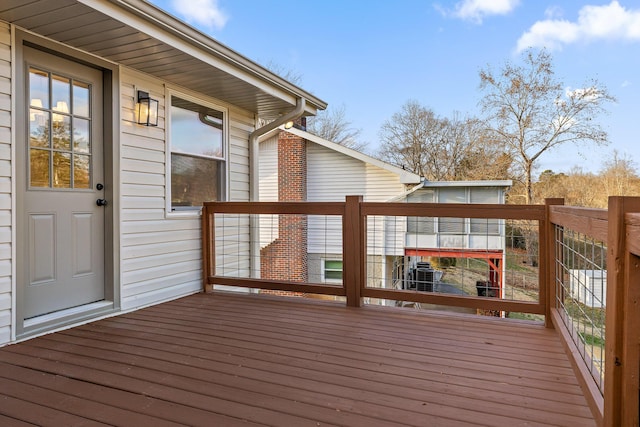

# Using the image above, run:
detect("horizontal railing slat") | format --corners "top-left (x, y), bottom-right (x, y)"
top-left (362, 202), bottom-right (545, 219)
top-left (203, 201), bottom-right (344, 215)
top-left (626, 213), bottom-right (640, 256)
top-left (362, 288), bottom-right (544, 314)
top-left (209, 276), bottom-right (346, 296)
top-left (549, 205), bottom-right (608, 242)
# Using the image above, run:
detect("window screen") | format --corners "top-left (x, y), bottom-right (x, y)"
top-left (170, 96), bottom-right (225, 209)
top-left (407, 190), bottom-right (435, 233)
top-left (470, 188), bottom-right (500, 234)
top-left (438, 188), bottom-right (465, 234)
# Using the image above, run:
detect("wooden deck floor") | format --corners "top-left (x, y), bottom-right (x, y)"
top-left (0, 292), bottom-right (596, 426)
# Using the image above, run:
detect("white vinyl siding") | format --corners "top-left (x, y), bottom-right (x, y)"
top-left (258, 136), bottom-right (279, 247)
top-left (0, 22), bottom-right (10, 344)
top-left (306, 143), bottom-right (406, 256)
top-left (227, 114), bottom-right (253, 202)
top-left (259, 136), bottom-right (278, 202)
top-left (120, 69), bottom-right (252, 310)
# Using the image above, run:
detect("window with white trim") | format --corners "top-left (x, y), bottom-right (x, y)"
top-left (438, 188), bottom-right (466, 234)
top-left (323, 259), bottom-right (343, 283)
top-left (470, 187), bottom-right (500, 234)
top-left (407, 190), bottom-right (435, 234)
top-left (169, 95), bottom-right (226, 211)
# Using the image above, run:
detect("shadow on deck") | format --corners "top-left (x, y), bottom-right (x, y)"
top-left (0, 292), bottom-right (595, 426)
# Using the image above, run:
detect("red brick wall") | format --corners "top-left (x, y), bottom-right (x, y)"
top-left (260, 122), bottom-right (308, 283)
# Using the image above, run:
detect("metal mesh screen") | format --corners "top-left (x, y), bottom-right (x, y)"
top-left (554, 225), bottom-right (606, 393)
top-left (365, 215), bottom-right (540, 317)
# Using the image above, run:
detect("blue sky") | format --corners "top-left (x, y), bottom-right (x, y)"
top-left (148, 0), bottom-right (640, 176)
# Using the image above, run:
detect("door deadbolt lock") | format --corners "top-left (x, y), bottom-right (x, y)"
top-left (96, 199), bottom-right (108, 207)
top-left (96, 183), bottom-right (104, 190)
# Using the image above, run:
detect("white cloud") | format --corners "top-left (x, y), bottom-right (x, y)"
top-left (452, 0), bottom-right (521, 23)
top-left (544, 6), bottom-right (564, 20)
top-left (171, 0), bottom-right (228, 30)
top-left (516, 1), bottom-right (640, 52)
top-left (565, 86), bottom-right (603, 103)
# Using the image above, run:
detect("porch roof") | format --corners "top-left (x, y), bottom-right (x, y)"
top-left (0, 0), bottom-right (327, 119)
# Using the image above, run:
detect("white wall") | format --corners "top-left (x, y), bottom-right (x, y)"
top-left (0, 26), bottom-right (257, 345)
top-left (306, 142), bottom-right (407, 255)
top-left (0, 22), bottom-right (11, 344)
top-left (119, 68), bottom-right (253, 310)
top-left (258, 136), bottom-right (279, 247)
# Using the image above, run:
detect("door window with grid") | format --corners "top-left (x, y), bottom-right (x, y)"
top-left (29, 67), bottom-right (92, 190)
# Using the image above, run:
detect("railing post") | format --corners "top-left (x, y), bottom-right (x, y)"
top-left (201, 204), bottom-right (214, 293)
top-left (603, 196), bottom-right (640, 427)
top-left (543, 198), bottom-right (564, 328)
top-left (621, 248), bottom-right (640, 426)
top-left (344, 195), bottom-right (363, 307)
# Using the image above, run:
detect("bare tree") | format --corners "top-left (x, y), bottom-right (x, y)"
top-left (600, 150), bottom-right (640, 197)
top-left (259, 62), bottom-right (366, 151)
top-left (447, 115), bottom-right (514, 181)
top-left (306, 104), bottom-right (366, 151)
top-left (262, 60), bottom-right (303, 86)
top-left (479, 48), bottom-right (616, 204)
top-left (256, 61), bottom-right (304, 127)
top-left (377, 100), bottom-right (446, 179)
top-left (424, 112), bottom-right (480, 180)
top-left (377, 101), bottom-right (489, 181)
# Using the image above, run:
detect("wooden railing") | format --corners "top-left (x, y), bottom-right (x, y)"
top-left (546, 197), bottom-right (640, 427)
top-left (359, 199), bottom-right (546, 314)
top-left (202, 196), bottom-right (640, 427)
top-left (203, 196), bottom-right (546, 314)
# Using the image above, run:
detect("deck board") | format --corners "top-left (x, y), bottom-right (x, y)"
top-left (0, 292), bottom-right (597, 426)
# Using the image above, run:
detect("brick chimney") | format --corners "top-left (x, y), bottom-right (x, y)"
top-left (260, 118), bottom-right (308, 284)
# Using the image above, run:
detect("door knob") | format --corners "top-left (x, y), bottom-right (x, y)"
top-left (96, 199), bottom-right (108, 207)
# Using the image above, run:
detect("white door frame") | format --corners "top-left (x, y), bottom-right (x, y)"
top-left (12, 29), bottom-right (121, 340)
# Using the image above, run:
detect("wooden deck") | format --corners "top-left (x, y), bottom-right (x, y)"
top-left (0, 292), bottom-right (596, 426)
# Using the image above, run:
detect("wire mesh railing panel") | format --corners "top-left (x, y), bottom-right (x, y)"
top-left (365, 215), bottom-right (540, 317)
top-left (214, 212), bottom-right (344, 287)
top-left (554, 225), bottom-right (606, 394)
top-left (214, 213), bottom-right (251, 279)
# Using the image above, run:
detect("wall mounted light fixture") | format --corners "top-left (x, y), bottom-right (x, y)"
top-left (136, 90), bottom-right (158, 126)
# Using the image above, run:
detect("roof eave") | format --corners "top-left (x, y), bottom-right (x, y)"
top-left (79, 0), bottom-right (327, 114)
top-left (265, 127), bottom-right (422, 184)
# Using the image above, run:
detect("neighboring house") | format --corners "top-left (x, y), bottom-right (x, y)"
top-left (258, 123), bottom-right (421, 287)
top-left (258, 125), bottom-right (511, 298)
top-left (570, 269), bottom-right (606, 308)
top-left (394, 181), bottom-right (512, 297)
top-left (0, 0), bottom-right (326, 345)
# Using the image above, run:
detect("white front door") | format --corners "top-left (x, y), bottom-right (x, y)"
top-left (18, 46), bottom-right (105, 320)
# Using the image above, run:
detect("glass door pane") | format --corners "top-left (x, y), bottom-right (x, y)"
top-left (28, 67), bottom-right (92, 190)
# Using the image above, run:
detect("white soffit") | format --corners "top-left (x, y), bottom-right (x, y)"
top-left (0, 0), bottom-right (326, 119)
